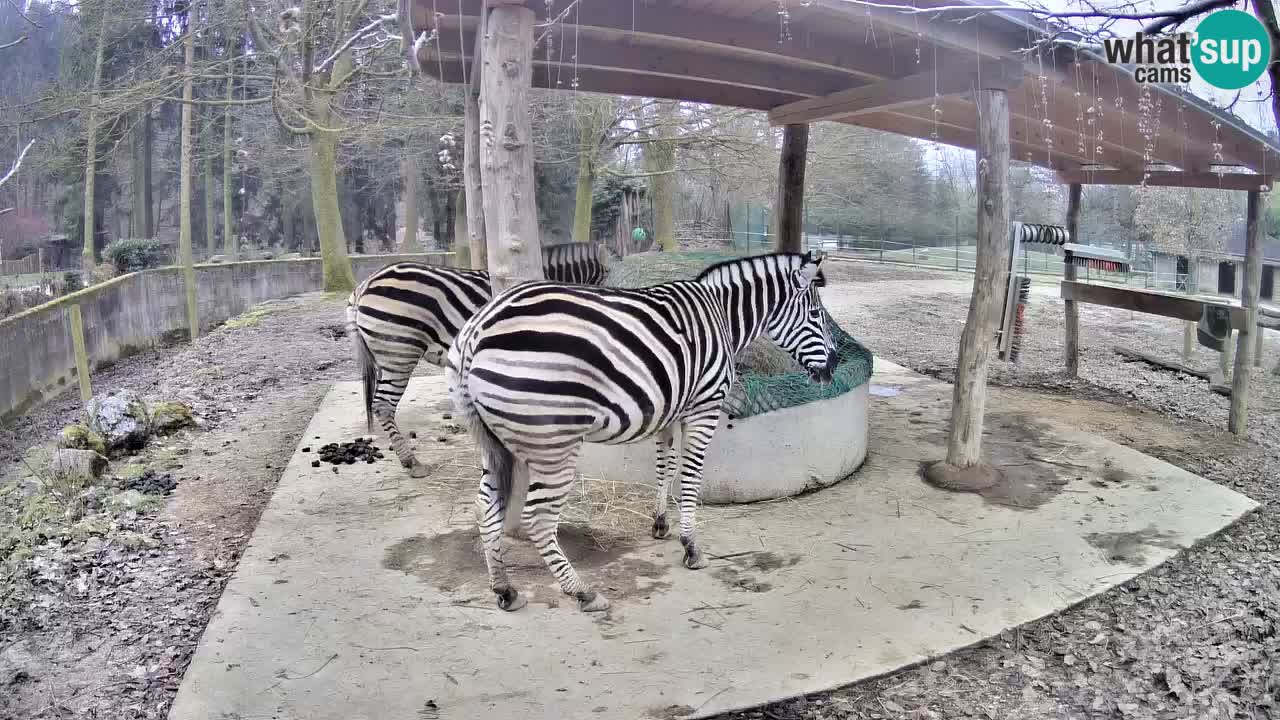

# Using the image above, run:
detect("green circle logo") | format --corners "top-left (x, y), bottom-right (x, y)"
top-left (1192, 9), bottom-right (1273, 90)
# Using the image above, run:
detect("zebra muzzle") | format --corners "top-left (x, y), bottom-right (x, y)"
top-left (808, 355), bottom-right (837, 385)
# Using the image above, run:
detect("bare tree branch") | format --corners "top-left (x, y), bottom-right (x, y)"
top-left (4, 0), bottom-right (40, 28)
top-left (1252, 0), bottom-right (1280, 130)
top-left (0, 138), bottom-right (34, 189)
top-left (0, 35), bottom-right (27, 51)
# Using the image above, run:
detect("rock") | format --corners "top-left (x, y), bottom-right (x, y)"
top-left (208, 254), bottom-right (226, 264)
top-left (59, 424), bottom-right (107, 456)
top-left (281, 252), bottom-right (302, 260)
top-left (86, 391), bottom-right (151, 454)
top-left (150, 401), bottom-right (195, 434)
top-left (0, 639), bottom-right (38, 687)
top-left (48, 449), bottom-right (109, 483)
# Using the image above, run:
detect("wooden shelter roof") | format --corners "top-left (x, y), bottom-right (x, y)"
top-left (407, 0), bottom-right (1280, 186)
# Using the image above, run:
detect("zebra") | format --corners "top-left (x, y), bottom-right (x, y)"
top-left (445, 251), bottom-right (835, 613)
top-left (346, 242), bottom-right (608, 477)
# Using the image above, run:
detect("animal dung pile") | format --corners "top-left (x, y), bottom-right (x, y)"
top-left (310, 438), bottom-right (384, 467)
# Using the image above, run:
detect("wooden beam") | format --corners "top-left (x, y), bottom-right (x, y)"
top-left (429, 22), bottom-right (861, 99)
top-left (479, 5), bottom-right (542, 293)
top-left (422, 56), bottom-right (806, 110)
top-left (68, 304), bottom-right (92, 403)
top-left (419, 0), bottom-right (910, 82)
top-left (946, 86), bottom-right (1011, 469)
top-left (767, 59), bottom-right (1020, 126)
top-left (1063, 183), bottom-right (1082, 377)
top-left (776, 124), bottom-right (808, 253)
top-left (1230, 190), bottom-right (1265, 436)
top-left (854, 109), bottom-right (1090, 171)
top-left (1059, 280), bottom-right (1257, 327)
top-left (1057, 170), bottom-right (1273, 191)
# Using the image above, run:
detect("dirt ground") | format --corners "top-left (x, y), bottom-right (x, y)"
top-left (1, 261), bottom-right (1277, 720)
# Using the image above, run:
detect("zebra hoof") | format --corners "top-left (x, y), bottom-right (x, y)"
top-left (576, 591), bottom-right (610, 613)
top-left (496, 588), bottom-right (526, 612)
top-left (651, 512), bottom-right (669, 539)
top-left (682, 544), bottom-right (708, 570)
top-left (408, 461), bottom-right (431, 479)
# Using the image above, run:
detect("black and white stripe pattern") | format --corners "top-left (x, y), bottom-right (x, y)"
top-left (445, 251), bottom-right (835, 612)
top-left (346, 242), bottom-right (608, 476)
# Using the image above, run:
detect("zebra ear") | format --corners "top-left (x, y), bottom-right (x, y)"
top-left (796, 261), bottom-right (821, 288)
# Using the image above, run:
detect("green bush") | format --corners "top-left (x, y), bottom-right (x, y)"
top-left (104, 238), bottom-right (166, 273)
top-left (62, 271), bottom-right (84, 293)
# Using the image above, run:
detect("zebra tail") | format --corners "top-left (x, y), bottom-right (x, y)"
top-left (347, 293), bottom-right (378, 433)
top-left (450, 374), bottom-right (525, 535)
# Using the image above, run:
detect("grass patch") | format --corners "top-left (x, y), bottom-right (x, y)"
top-left (223, 306), bottom-right (276, 329)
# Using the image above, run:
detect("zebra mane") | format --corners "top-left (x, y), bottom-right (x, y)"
top-left (694, 252), bottom-right (826, 287)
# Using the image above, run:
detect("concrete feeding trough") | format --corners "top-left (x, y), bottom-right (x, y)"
top-left (585, 250), bottom-right (876, 504)
top-left (578, 382), bottom-right (869, 504)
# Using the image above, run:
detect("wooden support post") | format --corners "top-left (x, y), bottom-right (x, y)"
top-left (1229, 189), bottom-right (1265, 436)
top-left (479, 3), bottom-right (541, 293)
top-left (945, 87), bottom-right (1012, 469)
top-left (462, 4), bottom-right (487, 271)
top-left (775, 123), bottom-right (808, 253)
top-left (1219, 332), bottom-right (1234, 382)
top-left (1063, 183), bottom-right (1082, 377)
top-left (1183, 322), bottom-right (1194, 360)
top-left (1255, 328), bottom-right (1264, 367)
top-left (69, 304), bottom-right (93, 403)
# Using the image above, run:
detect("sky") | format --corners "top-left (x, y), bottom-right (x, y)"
top-left (1015, 0), bottom-right (1277, 134)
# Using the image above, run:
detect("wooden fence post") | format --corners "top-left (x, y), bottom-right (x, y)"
top-left (463, 3), bottom-right (488, 271)
top-left (69, 304), bottom-right (93, 402)
top-left (1063, 183), bottom-right (1082, 376)
top-left (942, 84), bottom-right (1013, 471)
top-left (479, 2), bottom-right (542, 293)
top-left (1229, 189), bottom-right (1264, 436)
top-left (776, 123), bottom-right (808, 253)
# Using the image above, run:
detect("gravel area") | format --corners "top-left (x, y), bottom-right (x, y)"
top-left (0, 293), bottom-right (436, 720)
top-left (2, 263), bottom-right (1277, 720)
top-left (717, 259), bottom-right (1280, 720)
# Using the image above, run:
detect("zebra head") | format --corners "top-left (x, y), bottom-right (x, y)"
top-left (765, 251), bottom-right (836, 385)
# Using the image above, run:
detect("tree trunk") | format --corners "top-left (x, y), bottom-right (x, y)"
top-left (130, 115), bottom-right (146, 238)
top-left (572, 119), bottom-right (594, 243)
top-left (945, 87), bottom-right (1011, 469)
top-left (179, 24), bottom-right (199, 340)
top-left (444, 185), bottom-right (456, 249)
top-left (647, 100), bottom-right (678, 251)
top-left (82, 9), bottom-right (110, 267)
top-left (223, 73), bottom-right (236, 259)
top-left (282, 198), bottom-right (296, 251)
top-left (308, 125), bottom-right (356, 290)
top-left (775, 123), bottom-right (809, 253)
top-left (204, 112), bottom-right (217, 258)
top-left (401, 155), bottom-right (422, 251)
top-left (453, 187), bottom-right (469, 266)
top-left (143, 108), bottom-right (153, 237)
top-left (479, 5), bottom-right (541, 291)
top-left (463, 5), bottom-right (488, 270)
top-left (1229, 190), bottom-right (1265, 435)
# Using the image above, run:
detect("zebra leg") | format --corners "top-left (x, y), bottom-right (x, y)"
top-left (651, 426), bottom-right (677, 539)
top-left (476, 462), bottom-right (525, 612)
top-left (523, 462), bottom-right (610, 613)
top-left (372, 368), bottom-right (430, 478)
top-left (675, 410), bottom-right (721, 570)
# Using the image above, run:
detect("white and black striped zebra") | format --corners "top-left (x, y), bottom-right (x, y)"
top-left (346, 242), bottom-right (608, 477)
top-left (445, 251), bottom-right (835, 612)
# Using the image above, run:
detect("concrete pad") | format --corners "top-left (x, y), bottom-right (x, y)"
top-left (169, 364), bottom-right (1257, 720)
top-left (578, 383), bottom-right (869, 504)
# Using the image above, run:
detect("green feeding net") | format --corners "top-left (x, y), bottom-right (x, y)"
top-left (604, 251), bottom-right (874, 419)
